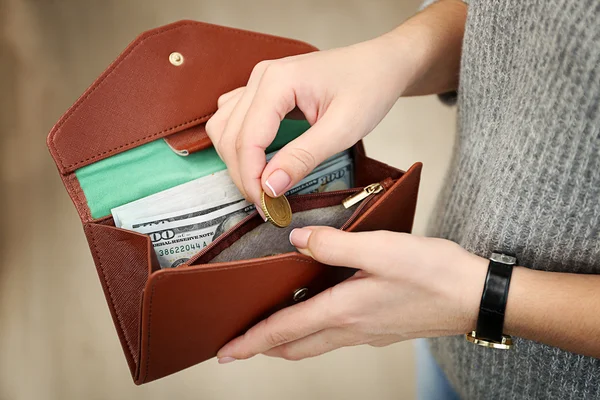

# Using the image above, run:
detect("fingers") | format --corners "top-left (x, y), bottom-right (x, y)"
top-left (211, 62), bottom-right (275, 202)
top-left (209, 59), bottom-right (354, 203)
top-left (258, 107), bottom-right (354, 197)
top-left (234, 64), bottom-right (298, 202)
top-left (217, 87), bottom-right (244, 108)
top-left (263, 331), bottom-right (397, 360)
top-left (289, 227), bottom-right (388, 273)
top-left (216, 91), bottom-right (262, 199)
top-left (262, 328), bottom-right (360, 361)
top-left (206, 88), bottom-right (244, 160)
top-left (217, 286), bottom-right (348, 361)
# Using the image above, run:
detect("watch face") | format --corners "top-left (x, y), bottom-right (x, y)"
top-left (491, 252), bottom-right (517, 265)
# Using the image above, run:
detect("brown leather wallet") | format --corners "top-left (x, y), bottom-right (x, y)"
top-left (46, 20), bottom-right (422, 385)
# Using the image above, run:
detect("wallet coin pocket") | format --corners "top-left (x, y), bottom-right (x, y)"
top-left (188, 178), bottom-right (395, 266)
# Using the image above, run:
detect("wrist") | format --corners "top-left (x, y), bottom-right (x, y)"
top-left (374, 30), bottom-right (427, 97)
top-left (426, 242), bottom-right (488, 336)
top-left (360, 33), bottom-right (418, 99)
top-left (452, 251), bottom-right (489, 334)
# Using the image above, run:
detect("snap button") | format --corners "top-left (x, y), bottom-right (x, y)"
top-left (293, 288), bottom-right (308, 302)
top-left (169, 52), bottom-right (184, 66)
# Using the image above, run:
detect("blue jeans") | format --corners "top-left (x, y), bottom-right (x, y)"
top-left (415, 339), bottom-right (460, 400)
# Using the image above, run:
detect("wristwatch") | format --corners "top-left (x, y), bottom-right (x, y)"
top-left (465, 251), bottom-right (516, 350)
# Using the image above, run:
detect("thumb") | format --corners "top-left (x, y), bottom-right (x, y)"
top-left (289, 226), bottom-right (382, 273)
top-left (261, 107), bottom-right (357, 197)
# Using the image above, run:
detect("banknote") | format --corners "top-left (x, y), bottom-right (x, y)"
top-left (289, 154), bottom-right (353, 195)
top-left (124, 153), bottom-right (352, 231)
top-left (113, 150), bottom-right (352, 228)
top-left (112, 168), bottom-right (239, 228)
top-left (113, 149), bottom-right (354, 268)
top-left (136, 200), bottom-right (254, 268)
top-left (123, 197), bottom-right (245, 230)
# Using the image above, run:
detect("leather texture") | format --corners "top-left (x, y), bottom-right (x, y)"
top-left (46, 20), bottom-right (423, 385)
top-left (476, 259), bottom-right (514, 342)
top-left (47, 20), bottom-right (317, 177)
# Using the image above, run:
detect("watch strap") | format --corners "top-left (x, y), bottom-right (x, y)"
top-left (475, 253), bottom-right (515, 343)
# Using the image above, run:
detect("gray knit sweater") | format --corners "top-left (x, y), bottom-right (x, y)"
top-left (422, 0), bottom-right (600, 399)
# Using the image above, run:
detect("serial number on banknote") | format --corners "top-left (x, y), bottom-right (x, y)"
top-left (156, 243), bottom-right (206, 257)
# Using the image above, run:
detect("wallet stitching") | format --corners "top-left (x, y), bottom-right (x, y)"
top-left (49, 22), bottom-right (314, 171)
top-left (88, 226), bottom-right (137, 365)
top-left (142, 256), bottom-right (317, 382)
top-left (67, 173), bottom-right (92, 221)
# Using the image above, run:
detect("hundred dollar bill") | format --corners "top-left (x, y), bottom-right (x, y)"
top-left (125, 154), bottom-right (353, 231)
top-left (136, 200), bottom-right (254, 268)
top-left (112, 169), bottom-right (240, 228)
top-left (114, 150), bottom-right (353, 268)
top-left (288, 156), bottom-right (353, 195)
top-left (123, 196), bottom-right (245, 230)
top-left (113, 150), bottom-right (352, 228)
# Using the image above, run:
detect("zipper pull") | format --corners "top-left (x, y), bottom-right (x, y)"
top-left (342, 183), bottom-right (384, 209)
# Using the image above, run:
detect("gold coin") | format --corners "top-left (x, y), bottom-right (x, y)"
top-left (261, 191), bottom-right (292, 228)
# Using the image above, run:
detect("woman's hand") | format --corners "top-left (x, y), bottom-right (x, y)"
top-left (206, 0), bottom-right (467, 209)
top-left (205, 34), bottom-right (413, 207)
top-left (205, 0), bottom-right (467, 208)
top-left (216, 227), bottom-right (487, 362)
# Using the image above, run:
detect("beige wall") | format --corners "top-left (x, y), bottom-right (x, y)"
top-left (0, 0), bottom-right (456, 399)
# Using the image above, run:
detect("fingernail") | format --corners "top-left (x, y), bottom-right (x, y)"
top-left (289, 228), bottom-right (312, 249)
top-left (265, 169), bottom-right (291, 197)
top-left (218, 356), bottom-right (236, 364)
top-left (254, 203), bottom-right (267, 222)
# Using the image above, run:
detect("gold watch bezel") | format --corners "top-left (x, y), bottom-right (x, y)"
top-left (465, 331), bottom-right (513, 350)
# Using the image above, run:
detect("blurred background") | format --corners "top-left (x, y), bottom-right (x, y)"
top-left (0, 0), bottom-right (456, 399)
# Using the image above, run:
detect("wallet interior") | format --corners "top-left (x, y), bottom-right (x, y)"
top-left (209, 205), bottom-right (355, 263)
top-left (92, 143), bottom-right (399, 269)
top-left (90, 145), bottom-right (404, 270)
top-left (75, 119), bottom-right (311, 219)
top-left (191, 188), bottom-right (370, 265)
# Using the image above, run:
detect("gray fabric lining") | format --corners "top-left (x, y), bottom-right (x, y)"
top-left (209, 205), bottom-right (355, 263)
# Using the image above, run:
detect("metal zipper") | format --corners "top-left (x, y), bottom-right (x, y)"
top-left (185, 179), bottom-right (392, 266)
top-left (340, 179), bottom-right (390, 231)
top-left (342, 183), bottom-right (384, 208)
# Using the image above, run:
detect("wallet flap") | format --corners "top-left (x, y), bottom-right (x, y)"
top-left (47, 20), bottom-right (317, 174)
top-left (136, 255), bottom-right (351, 384)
